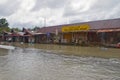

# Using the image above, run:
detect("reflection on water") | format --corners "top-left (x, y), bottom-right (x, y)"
top-left (0, 45), bottom-right (120, 80)
top-left (0, 48), bottom-right (8, 56)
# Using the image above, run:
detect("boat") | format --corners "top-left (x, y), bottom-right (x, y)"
top-left (0, 45), bottom-right (15, 50)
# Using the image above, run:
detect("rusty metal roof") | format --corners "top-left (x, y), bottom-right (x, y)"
top-left (37, 26), bottom-right (62, 33)
top-left (37, 18), bottom-right (120, 33)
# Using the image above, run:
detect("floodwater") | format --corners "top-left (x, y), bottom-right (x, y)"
top-left (0, 44), bottom-right (120, 80)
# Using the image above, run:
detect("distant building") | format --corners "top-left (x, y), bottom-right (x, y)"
top-left (37, 18), bottom-right (120, 45)
top-left (1, 18), bottom-right (120, 46)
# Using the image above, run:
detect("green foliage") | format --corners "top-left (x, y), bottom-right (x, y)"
top-left (0, 18), bottom-right (10, 34)
top-left (33, 26), bottom-right (40, 31)
top-left (0, 18), bottom-right (9, 27)
top-left (11, 28), bottom-right (21, 32)
top-left (0, 27), bottom-right (10, 33)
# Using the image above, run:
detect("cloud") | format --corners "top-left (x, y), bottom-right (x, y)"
top-left (10, 22), bottom-right (38, 29)
top-left (63, 0), bottom-right (96, 17)
top-left (7, 0), bottom-right (37, 27)
top-left (32, 0), bottom-right (68, 11)
top-left (7, 0), bottom-right (68, 28)
top-left (62, 0), bottom-right (120, 23)
top-left (0, 0), bottom-right (120, 28)
top-left (0, 0), bottom-right (21, 16)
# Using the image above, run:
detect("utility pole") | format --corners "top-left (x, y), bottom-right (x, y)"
top-left (67, 17), bottom-right (70, 24)
top-left (44, 17), bottom-right (46, 27)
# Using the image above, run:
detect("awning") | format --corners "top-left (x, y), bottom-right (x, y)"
top-left (23, 35), bottom-right (32, 37)
top-left (97, 29), bottom-right (120, 32)
top-left (33, 33), bottom-right (46, 35)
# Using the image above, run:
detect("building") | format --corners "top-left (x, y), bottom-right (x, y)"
top-left (37, 26), bottom-right (62, 43)
top-left (1, 18), bottom-right (120, 46)
top-left (37, 18), bottom-right (120, 45)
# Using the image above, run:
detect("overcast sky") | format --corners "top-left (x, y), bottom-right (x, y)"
top-left (0, 0), bottom-right (120, 29)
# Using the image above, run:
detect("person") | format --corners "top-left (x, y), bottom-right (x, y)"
top-left (8, 38), bottom-right (12, 42)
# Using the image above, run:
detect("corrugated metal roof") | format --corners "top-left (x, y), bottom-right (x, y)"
top-left (88, 18), bottom-right (120, 29)
top-left (64, 18), bottom-right (120, 30)
top-left (37, 26), bottom-right (62, 33)
top-left (38, 18), bottom-right (120, 33)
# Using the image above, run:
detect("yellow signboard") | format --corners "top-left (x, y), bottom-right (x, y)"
top-left (62, 24), bottom-right (90, 32)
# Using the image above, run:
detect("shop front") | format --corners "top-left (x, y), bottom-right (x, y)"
top-left (97, 29), bottom-right (120, 44)
top-left (61, 24), bottom-right (90, 45)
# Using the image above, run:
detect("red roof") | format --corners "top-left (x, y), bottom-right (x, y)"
top-left (97, 28), bottom-right (120, 32)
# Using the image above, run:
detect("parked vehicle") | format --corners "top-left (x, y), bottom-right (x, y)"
top-left (116, 42), bottom-right (120, 48)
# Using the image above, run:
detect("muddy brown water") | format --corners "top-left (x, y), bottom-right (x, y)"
top-left (14, 43), bottom-right (120, 58)
top-left (0, 43), bottom-right (120, 80)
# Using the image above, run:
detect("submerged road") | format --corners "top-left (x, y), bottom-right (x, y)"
top-left (0, 44), bottom-right (120, 80)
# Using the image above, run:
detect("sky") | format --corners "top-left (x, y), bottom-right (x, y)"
top-left (0, 0), bottom-right (120, 29)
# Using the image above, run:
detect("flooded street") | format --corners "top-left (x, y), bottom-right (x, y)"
top-left (0, 44), bottom-right (120, 80)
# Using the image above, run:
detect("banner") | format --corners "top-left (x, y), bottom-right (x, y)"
top-left (62, 24), bottom-right (90, 32)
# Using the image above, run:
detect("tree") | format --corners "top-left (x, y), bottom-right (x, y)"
top-left (0, 18), bottom-right (10, 33)
top-left (11, 28), bottom-right (21, 32)
top-left (33, 26), bottom-right (40, 31)
top-left (0, 18), bottom-right (9, 27)
top-left (0, 27), bottom-right (10, 33)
